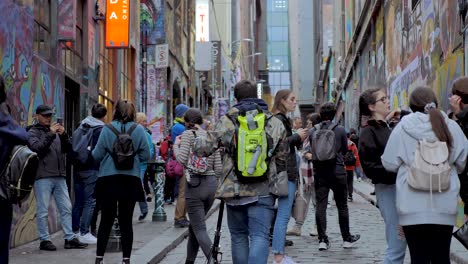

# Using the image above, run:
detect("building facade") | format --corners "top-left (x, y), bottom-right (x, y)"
top-left (2, 0), bottom-right (140, 247)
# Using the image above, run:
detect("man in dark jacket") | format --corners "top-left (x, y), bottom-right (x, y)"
top-left (450, 76), bottom-right (468, 217)
top-left (307, 102), bottom-right (360, 251)
top-left (28, 104), bottom-right (87, 251)
top-left (0, 75), bottom-right (29, 264)
top-left (71, 103), bottom-right (107, 244)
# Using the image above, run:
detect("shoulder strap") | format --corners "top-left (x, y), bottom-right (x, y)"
top-left (106, 124), bottom-right (120, 137)
top-left (127, 123), bottom-right (138, 135)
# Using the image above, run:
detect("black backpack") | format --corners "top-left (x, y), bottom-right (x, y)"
top-left (0, 145), bottom-right (39, 205)
top-left (344, 149), bottom-right (357, 166)
top-left (107, 123), bottom-right (138, 170)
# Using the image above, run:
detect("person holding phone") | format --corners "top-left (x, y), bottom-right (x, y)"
top-left (28, 104), bottom-right (88, 251)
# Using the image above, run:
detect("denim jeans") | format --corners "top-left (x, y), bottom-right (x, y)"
top-left (227, 195), bottom-right (275, 264)
top-left (138, 169), bottom-right (148, 215)
top-left (34, 177), bottom-right (75, 241)
top-left (72, 171), bottom-right (98, 234)
top-left (272, 181), bottom-right (296, 255)
top-left (375, 184), bottom-right (407, 264)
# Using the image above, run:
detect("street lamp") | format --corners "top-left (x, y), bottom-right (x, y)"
top-left (244, 52), bottom-right (262, 58)
top-left (230, 38), bottom-right (254, 46)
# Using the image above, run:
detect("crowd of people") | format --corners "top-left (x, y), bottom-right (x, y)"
top-left (2, 74), bottom-right (468, 264)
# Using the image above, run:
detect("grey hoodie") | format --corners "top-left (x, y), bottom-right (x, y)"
top-left (382, 111), bottom-right (468, 226)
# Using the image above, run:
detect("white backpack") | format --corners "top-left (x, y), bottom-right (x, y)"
top-left (407, 139), bottom-right (451, 192)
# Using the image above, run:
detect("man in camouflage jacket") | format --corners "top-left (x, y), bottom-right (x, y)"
top-left (213, 80), bottom-right (288, 264)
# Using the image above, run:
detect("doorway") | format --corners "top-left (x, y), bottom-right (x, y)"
top-left (64, 77), bottom-right (80, 191)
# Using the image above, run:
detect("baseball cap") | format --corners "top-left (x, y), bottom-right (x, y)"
top-left (35, 105), bottom-right (55, 115)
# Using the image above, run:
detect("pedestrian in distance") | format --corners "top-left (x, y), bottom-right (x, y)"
top-left (173, 108), bottom-right (222, 264)
top-left (0, 75), bottom-right (29, 263)
top-left (28, 104), bottom-right (88, 251)
top-left (271, 89), bottom-right (307, 264)
top-left (358, 87), bottom-right (407, 264)
top-left (71, 103), bottom-right (107, 244)
top-left (136, 112), bottom-right (155, 221)
top-left (310, 102), bottom-right (360, 251)
top-left (210, 80), bottom-right (288, 264)
top-left (172, 103), bottom-right (191, 228)
top-left (382, 87), bottom-right (468, 264)
top-left (344, 133), bottom-right (360, 202)
top-left (92, 99), bottom-right (150, 264)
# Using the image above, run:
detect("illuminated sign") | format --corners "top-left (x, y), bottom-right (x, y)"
top-left (196, 0), bottom-right (209, 42)
top-left (105, 0), bottom-right (130, 48)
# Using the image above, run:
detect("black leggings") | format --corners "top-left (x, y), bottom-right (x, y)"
top-left (96, 197), bottom-right (136, 258)
top-left (403, 224), bottom-right (453, 264)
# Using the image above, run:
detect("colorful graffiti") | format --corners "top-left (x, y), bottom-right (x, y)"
top-left (345, 0), bottom-right (353, 51)
top-left (1, 0), bottom-right (66, 247)
top-left (434, 51), bottom-right (464, 111)
top-left (140, 0), bottom-right (166, 45)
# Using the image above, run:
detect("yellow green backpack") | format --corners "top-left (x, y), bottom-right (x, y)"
top-left (228, 108), bottom-right (270, 183)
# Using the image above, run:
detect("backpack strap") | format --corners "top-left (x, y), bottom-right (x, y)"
top-left (127, 123), bottom-right (138, 135)
top-left (106, 124), bottom-right (121, 136)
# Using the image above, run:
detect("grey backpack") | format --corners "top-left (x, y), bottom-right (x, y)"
top-left (311, 123), bottom-right (339, 161)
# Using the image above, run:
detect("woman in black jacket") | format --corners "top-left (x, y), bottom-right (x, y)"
top-left (358, 88), bottom-right (407, 264)
top-left (271, 89), bottom-right (307, 264)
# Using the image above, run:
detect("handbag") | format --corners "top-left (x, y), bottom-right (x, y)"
top-left (292, 170), bottom-right (308, 222)
top-left (454, 221), bottom-right (468, 250)
top-left (165, 149), bottom-right (183, 178)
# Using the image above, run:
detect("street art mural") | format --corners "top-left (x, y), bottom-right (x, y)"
top-left (0, 0), bottom-right (65, 247)
top-left (345, 0), bottom-right (354, 51)
top-left (384, 0), bottom-right (403, 80)
top-left (434, 51), bottom-right (464, 111)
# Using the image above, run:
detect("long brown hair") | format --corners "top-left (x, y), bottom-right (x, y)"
top-left (113, 99), bottom-right (136, 124)
top-left (272, 89), bottom-right (293, 114)
top-left (358, 87), bottom-right (385, 127)
top-left (409, 86), bottom-right (453, 149)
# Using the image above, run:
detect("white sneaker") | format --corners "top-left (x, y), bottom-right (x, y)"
top-left (273, 256), bottom-right (297, 264)
top-left (79, 232), bottom-right (97, 244)
top-left (343, 234), bottom-right (360, 248)
top-left (318, 240), bottom-right (330, 251)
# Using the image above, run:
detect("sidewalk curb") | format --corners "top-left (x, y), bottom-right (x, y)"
top-left (353, 182), bottom-right (468, 264)
top-left (132, 200), bottom-right (221, 264)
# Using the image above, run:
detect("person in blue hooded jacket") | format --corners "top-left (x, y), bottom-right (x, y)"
top-left (382, 87), bottom-right (468, 263)
top-left (92, 99), bottom-right (150, 264)
top-left (0, 75), bottom-right (29, 264)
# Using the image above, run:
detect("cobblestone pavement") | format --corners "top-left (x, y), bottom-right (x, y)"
top-left (160, 190), bottom-right (411, 264)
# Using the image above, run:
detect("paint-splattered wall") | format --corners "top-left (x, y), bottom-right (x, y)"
top-left (343, 0), bottom-right (463, 130)
top-left (1, 0), bottom-right (65, 247)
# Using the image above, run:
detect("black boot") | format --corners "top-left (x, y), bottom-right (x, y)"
top-left (95, 257), bottom-right (104, 264)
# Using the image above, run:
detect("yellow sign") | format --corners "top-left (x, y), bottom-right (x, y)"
top-left (105, 0), bottom-right (130, 48)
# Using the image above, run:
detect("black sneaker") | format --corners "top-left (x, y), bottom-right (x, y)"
top-left (285, 239), bottom-right (294, 247)
top-left (343, 234), bottom-right (360, 248)
top-left (348, 196), bottom-right (353, 202)
top-left (318, 239), bottom-right (330, 251)
top-left (39, 240), bottom-right (57, 251)
top-left (174, 219), bottom-right (190, 228)
top-left (64, 237), bottom-right (88, 249)
top-left (138, 212), bottom-right (148, 222)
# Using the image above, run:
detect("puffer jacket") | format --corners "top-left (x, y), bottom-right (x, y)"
top-left (275, 113), bottom-right (302, 181)
top-left (28, 124), bottom-right (71, 180)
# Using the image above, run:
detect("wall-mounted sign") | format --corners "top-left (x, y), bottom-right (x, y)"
top-left (105, 0), bottom-right (130, 48)
top-left (196, 0), bottom-right (209, 42)
top-left (155, 44), bottom-right (169, 68)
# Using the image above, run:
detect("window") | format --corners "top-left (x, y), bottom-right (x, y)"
top-left (98, 24), bottom-right (114, 121)
top-left (120, 50), bottom-right (131, 99)
top-left (33, 0), bottom-right (51, 58)
top-left (61, 0), bottom-right (84, 76)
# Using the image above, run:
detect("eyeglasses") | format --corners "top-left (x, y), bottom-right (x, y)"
top-left (375, 96), bottom-right (388, 103)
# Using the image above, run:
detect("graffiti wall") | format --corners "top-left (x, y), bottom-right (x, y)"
top-left (141, 0), bottom-right (166, 141)
top-left (1, 0), bottom-right (65, 247)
